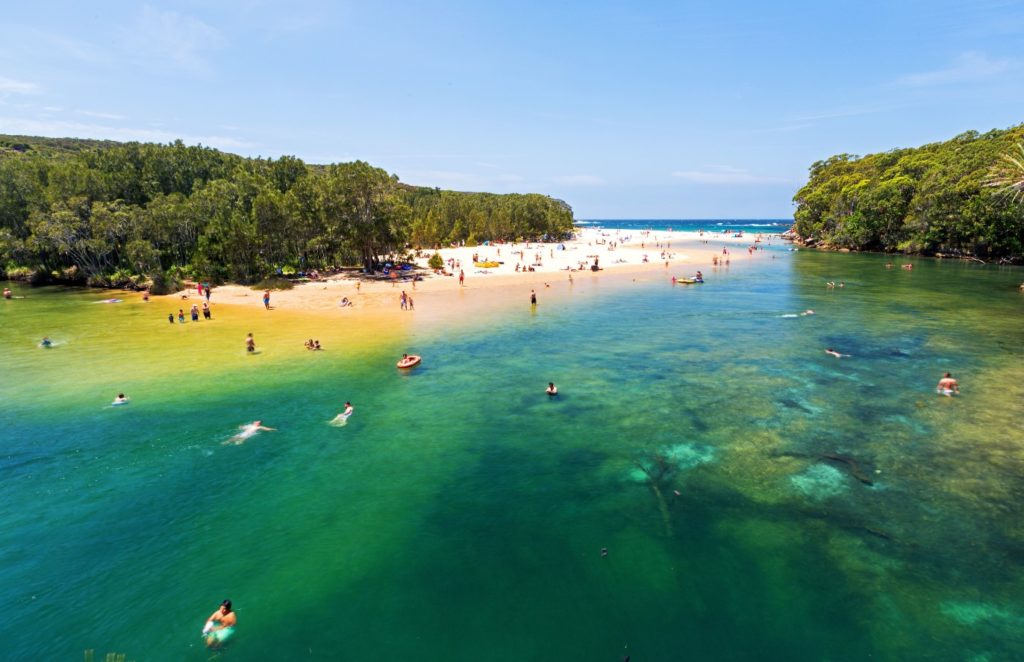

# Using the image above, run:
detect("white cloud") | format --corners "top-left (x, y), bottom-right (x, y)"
top-left (551, 174), bottom-right (605, 186)
top-left (899, 51), bottom-right (1014, 86)
top-left (0, 77), bottom-right (41, 95)
top-left (77, 110), bottom-right (127, 121)
top-left (124, 7), bottom-right (226, 71)
top-left (671, 167), bottom-right (790, 185)
top-left (0, 116), bottom-right (253, 151)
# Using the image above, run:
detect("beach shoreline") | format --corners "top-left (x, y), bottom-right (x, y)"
top-left (160, 228), bottom-right (786, 319)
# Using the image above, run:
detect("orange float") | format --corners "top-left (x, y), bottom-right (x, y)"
top-left (397, 354), bottom-right (422, 369)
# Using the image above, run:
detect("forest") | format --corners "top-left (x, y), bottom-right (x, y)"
top-left (0, 135), bottom-right (575, 290)
top-left (792, 125), bottom-right (1024, 260)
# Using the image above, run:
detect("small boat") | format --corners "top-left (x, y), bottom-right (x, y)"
top-left (397, 354), bottom-right (422, 369)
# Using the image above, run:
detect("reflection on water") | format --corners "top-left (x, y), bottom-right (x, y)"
top-left (1, 249), bottom-right (1022, 660)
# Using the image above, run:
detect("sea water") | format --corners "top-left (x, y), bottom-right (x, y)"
top-left (1, 244), bottom-right (1023, 660)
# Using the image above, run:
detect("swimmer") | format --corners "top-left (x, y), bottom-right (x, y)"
top-left (39, 336), bottom-right (52, 348)
top-left (330, 401), bottom-right (355, 426)
top-left (227, 420), bottom-right (276, 444)
top-left (546, 382), bottom-right (558, 396)
top-left (936, 372), bottom-right (960, 396)
top-left (3, 287), bottom-right (11, 299)
top-left (203, 599), bottom-right (236, 648)
top-left (824, 348), bottom-right (847, 358)
top-left (112, 393), bottom-right (129, 406)
top-left (801, 309), bottom-right (815, 316)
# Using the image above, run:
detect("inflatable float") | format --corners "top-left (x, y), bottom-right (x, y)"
top-left (473, 261), bottom-right (501, 268)
top-left (676, 278), bottom-right (703, 284)
top-left (397, 354), bottom-right (422, 369)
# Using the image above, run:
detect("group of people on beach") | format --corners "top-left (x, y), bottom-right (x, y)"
top-left (167, 302), bottom-right (212, 323)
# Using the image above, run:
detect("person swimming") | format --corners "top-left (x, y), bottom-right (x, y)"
top-left (112, 393), bottom-right (129, 406)
top-left (40, 336), bottom-right (52, 348)
top-left (203, 599), bottom-right (236, 648)
top-left (546, 382), bottom-right (558, 396)
top-left (330, 401), bottom-right (355, 426)
top-left (937, 372), bottom-right (960, 396)
top-left (227, 420), bottom-right (276, 444)
top-left (824, 348), bottom-right (847, 358)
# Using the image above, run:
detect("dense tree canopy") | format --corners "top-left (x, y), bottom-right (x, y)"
top-left (0, 136), bottom-right (575, 289)
top-left (792, 125), bottom-right (1024, 260)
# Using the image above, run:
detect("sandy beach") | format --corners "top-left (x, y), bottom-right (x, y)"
top-left (164, 227), bottom-right (787, 317)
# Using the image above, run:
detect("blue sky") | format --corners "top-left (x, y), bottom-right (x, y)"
top-left (1, 1), bottom-right (1022, 218)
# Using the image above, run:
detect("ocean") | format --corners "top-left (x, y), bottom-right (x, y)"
top-left (2, 227), bottom-right (1023, 660)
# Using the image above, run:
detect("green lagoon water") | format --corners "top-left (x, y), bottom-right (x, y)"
top-left (2, 247), bottom-right (1023, 660)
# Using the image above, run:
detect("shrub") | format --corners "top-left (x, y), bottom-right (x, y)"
top-left (254, 276), bottom-right (294, 290)
top-left (428, 252), bottom-right (444, 270)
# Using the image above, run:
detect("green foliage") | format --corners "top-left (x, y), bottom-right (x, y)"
top-left (0, 134), bottom-right (575, 286)
top-left (428, 252), bottom-right (444, 270)
top-left (793, 125), bottom-right (1024, 259)
top-left (254, 276), bottom-right (295, 290)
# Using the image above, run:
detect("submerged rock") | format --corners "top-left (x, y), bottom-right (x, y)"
top-left (790, 463), bottom-right (848, 501)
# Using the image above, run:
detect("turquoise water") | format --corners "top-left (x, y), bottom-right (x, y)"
top-left (2, 249), bottom-right (1023, 660)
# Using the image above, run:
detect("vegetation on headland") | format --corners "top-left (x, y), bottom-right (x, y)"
top-left (792, 125), bottom-right (1024, 261)
top-left (0, 134), bottom-right (574, 290)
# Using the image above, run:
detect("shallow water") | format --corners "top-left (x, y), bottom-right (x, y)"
top-left (2, 248), bottom-right (1023, 660)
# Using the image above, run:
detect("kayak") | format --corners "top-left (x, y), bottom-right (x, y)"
top-left (397, 355), bottom-right (422, 369)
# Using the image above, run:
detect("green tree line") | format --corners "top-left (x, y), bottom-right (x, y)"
top-left (0, 136), bottom-right (574, 290)
top-left (792, 125), bottom-right (1024, 260)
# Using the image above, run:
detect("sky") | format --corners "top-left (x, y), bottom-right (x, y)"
top-left (1, 1), bottom-right (1022, 218)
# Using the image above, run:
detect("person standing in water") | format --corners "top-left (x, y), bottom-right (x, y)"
top-left (530, 289), bottom-right (537, 305)
top-left (263, 290), bottom-right (271, 310)
top-left (203, 599), bottom-right (236, 648)
top-left (245, 333), bottom-right (256, 353)
top-left (202, 301), bottom-right (211, 319)
top-left (937, 372), bottom-right (960, 396)
top-left (546, 382), bottom-right (558, 396)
